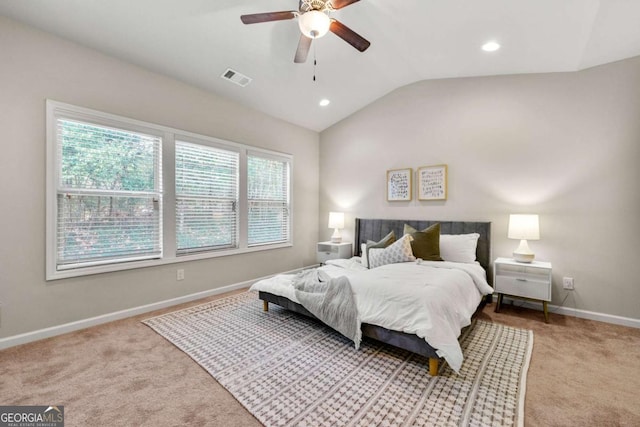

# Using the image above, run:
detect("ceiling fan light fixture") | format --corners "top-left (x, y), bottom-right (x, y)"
top-left (298, 10), bottom-right (331, 38)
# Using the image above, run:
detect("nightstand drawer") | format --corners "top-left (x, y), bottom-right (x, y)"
top-left (317, 250), bottom-right (339, 264)
top-left (316, 242), bottom-right (352, 264)
top-left (495, 276), bottom-right (551, 301)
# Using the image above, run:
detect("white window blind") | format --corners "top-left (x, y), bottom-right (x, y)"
top-left (175, 141), bottom-right (239, 254)
top-left (247, 153), bottom-right (291, 246)
top-left (55, 119), bottom-right (162, 269)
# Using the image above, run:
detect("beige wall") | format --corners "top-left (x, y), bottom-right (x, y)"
top-left (1, 13), bottom-right (638, 340)
top-left (0, 16), bottom-right (319, 338)
top-left (320, 57), bottom-right (640, 320)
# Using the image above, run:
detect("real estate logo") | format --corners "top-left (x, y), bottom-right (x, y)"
top-left (0, 406), bottom-right (64, 427)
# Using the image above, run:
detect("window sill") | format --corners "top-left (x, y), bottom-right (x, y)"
top-left (46, 242), bottom-right (293, 281)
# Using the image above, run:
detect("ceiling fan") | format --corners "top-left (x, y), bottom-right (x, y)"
top-left (240, 0), bottom-right (371, 63)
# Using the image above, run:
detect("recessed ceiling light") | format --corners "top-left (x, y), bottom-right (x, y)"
top-left (482, 41), bottom-right (501, 52)
top-left (319, 99), bottom-right (330, 107)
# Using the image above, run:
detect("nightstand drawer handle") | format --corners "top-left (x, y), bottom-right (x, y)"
top-left (516, 278), bottom-right (527, 282)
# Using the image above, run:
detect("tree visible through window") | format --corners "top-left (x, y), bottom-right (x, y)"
top-left (247, 154), bottom-right (290, 246)
top-left (175, 141), bottom-right (239, 254)
top-left (47, 101), bottom-right (293, 279)
top-left (56, 119), bottom-right (162, 267)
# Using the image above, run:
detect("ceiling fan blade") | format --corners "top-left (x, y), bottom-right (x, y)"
top-left (240, 11), bottom-right (296, 25)
top-left (294, 34), bottom-right (313, 63)
top-left (330, 0), bottom-right (361, 10)
top-left (329, 19), bottom-right (370, 52)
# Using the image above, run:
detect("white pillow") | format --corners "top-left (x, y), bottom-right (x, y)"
top-left (439, 233), bottom-right (480, 263)
top-left (368, 234), bottom-right (415, 269)
top-left (360, 243), bottom-right (368, 268)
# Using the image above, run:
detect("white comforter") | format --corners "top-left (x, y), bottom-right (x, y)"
top-left (250, 259), bottom-right (493, 373)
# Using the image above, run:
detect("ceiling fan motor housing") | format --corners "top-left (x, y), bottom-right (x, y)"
top-left (300, 0), bottom-right (330, 13)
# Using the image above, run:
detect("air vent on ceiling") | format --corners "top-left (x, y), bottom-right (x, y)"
top-left (221, 68), bottom-right (252, 87)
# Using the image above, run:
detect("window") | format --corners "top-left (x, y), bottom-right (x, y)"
top-left (175, 141), bottom-right (239, 254)
top-left (53, 117), bottom-right (162, 270)
top-left (248, 153), bottom-right (291, 246)
top-left (46, 101), bottom-right (292, 280)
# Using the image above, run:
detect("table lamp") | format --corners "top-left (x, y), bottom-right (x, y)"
top-left (328, 212), bottom-right (345, 243)
top-left (508, 214), bottom-right (540, 263)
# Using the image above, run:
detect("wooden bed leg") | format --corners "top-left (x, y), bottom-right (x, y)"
top-left (429, 358), bottom-right (439, 376)
top-left (263, 300), bottom-right (269, 312)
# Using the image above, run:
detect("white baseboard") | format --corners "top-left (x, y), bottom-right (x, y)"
top-left (0, 266), bottom-right (315, 351)
top-left (497, 296), bottom-right (640, 328)
top-left (4, 269), bottom-right (636, 351)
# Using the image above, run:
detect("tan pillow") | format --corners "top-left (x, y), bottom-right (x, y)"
top-left (403, 223), bottom-right (443, 261)
top-left (368, 234), bottom-right (415, 268)
top-left (365, 231), bottom-right (396, 269)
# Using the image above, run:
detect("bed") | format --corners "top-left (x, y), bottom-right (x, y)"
top-left (253, 218), bottom-right (492, 376)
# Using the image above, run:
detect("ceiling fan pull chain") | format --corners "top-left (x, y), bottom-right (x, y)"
top-left (313, 43), bottom-right (317, 81)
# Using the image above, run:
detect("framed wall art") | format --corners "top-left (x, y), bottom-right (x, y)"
top-left (386, 168), bottom-right (412, 201)
top-left (418, 164), bottom-right (447, 201)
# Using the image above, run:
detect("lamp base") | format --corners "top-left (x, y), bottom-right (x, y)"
top-left (513, 239), bottom-right (535, 263)
top-left (330, 228), bottom-right (342, 243)
top-left (512, 252), bottom-right (535, 263)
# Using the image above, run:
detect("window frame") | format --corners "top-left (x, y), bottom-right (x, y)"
top-left (53, 118), bottom-right (164, 269)
top-left (46, 100), bottom-right (293, 280)
top-left (247, 151), bottom-right (292, 247)
top-left (174, 137), bottom-right (240, 255)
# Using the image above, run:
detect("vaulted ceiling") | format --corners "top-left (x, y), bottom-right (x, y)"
top-left (2, 0), bottom-right (640, 131)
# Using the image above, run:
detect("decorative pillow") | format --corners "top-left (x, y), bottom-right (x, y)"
top-left (403, 223), bottom-right (443, 261)
top-left (364, 231), bottom-right (396, 269)
top-left (360, 243), bottom-right (368, 268)
top-left (440, 233), bottom-right (480, 263)
top-left (368, 234), bottom-right (415, 269)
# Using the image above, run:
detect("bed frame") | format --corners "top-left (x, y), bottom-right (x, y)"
top-left (259, 218), bottom-right (492, 376)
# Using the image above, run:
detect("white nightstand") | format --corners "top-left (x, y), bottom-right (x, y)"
top-left (316, 242), bottom-right (352, 264)
top-left (493, 257), bottom-right (552, 323)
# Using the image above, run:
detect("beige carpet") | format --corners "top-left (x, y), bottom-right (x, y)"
top-left (143, 292), bottom-right (532, 427)
top-left (1, 288), bottom-right (639, 426)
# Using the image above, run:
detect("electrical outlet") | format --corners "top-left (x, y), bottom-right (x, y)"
top-left (177, 269), bottom-right (185, 281)
top-left (562, 277), bottom-right (574, 290)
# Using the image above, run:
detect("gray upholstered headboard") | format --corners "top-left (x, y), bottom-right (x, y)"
top-left (354, 218), bottom-right (492, 278)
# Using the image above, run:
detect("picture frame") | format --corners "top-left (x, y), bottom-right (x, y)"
top-left (418, 164), bottom-right (447, 201)
top-left (387, 168), bottom-right (412, 201)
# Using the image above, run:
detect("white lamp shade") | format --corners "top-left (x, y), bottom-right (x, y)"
top-left (298, 10), bottom-right (331, 38)
top-left (508, 214), bottom-right (540, 240)
top-left (328, 212), bottom-right (345, 230)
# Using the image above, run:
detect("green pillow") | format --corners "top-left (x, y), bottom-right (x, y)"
top-left (365, 231), bottom-right (396, 268)
top-left (404, 223), bottom-right (443, 261)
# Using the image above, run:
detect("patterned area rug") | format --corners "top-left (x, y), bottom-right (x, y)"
top-left (143, 292), bottom-right (533, 427)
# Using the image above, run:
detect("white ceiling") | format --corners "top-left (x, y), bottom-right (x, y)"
top-left (2, 0), bottom-right (640, 131)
